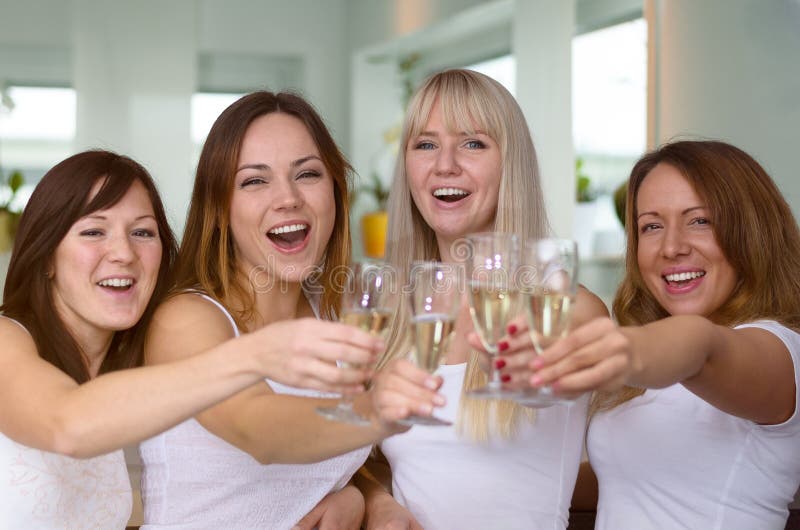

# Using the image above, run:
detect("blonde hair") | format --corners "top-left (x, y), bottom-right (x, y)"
top-left (592, 140), bottom-right (800, 414)
top-left (380, 69), bottom-right (550, 441)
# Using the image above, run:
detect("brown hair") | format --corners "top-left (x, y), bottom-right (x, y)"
top-left (1, 150), bottom-right (178, 383)
top-left (594, 140), bottom-right (800, 412)
top-left (173, 91), bottom-right (351, 323)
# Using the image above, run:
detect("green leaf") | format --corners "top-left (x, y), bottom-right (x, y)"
top-left (8, 170), bottom-right (24, 193)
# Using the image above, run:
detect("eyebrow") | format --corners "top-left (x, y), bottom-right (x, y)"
top-left (636, 206), bottom-right (706, 220)
top-left (417, 130), bottom-right (488, 137)
top-left (236, 155), bottom-right (322, 173)
top-left (83, 214), bottom-right (156, 221)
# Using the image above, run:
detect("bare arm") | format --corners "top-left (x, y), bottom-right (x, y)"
top-left (0, 317), bottom-right (268, 458)
top-left (355, 449), bottom-right (423, 530)
top-left (535, 316), bottom-right (796, 424)
top-left (145, 295), bottom-right (442, 465)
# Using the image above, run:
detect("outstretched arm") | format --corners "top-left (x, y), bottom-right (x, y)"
top-left (533, 315), bottom-right (796, 424)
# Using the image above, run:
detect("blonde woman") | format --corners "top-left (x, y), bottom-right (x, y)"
top-left (359, 69), bottom-right (610, 530)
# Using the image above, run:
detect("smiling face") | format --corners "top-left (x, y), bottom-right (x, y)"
top-left (405, 100), bottom-right (502, 247)
top-left (229, 112), bottom-right (335, 284)
top-left (636, 163), bottom-right (738, 318)
top-left (51, 179), bottom-right (162, 341)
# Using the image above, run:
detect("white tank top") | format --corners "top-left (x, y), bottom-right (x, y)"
top-left (588, 320), bottom-right (800, 530)
top-left (380, 362), bottom-right (589, 530)
top-left (0, 316), bottom-right (132, 529)
top-left (139, 292), bottom-right (371, 529)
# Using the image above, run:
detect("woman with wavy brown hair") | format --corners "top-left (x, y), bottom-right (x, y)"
top-left (0, 150), bottom-right (370, 528)
top-left (138, 91), bottom-right (434, 530)
top-left (526, 140), bottom-right (800, 529)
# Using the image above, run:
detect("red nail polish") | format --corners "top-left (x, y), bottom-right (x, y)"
top-left (507, 324), bottom-right (518, 335)
top-left (498, 341), bottom-right (509, 352)
top-left (495, 359), bottom-right (506, 369)
top-left (501, 374), bottom-right (511, 383)
top-left (532, 358), bottom-right (544, 370)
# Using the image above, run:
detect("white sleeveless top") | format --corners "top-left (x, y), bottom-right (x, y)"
top-left (588, 320), bottom-right (800, 530)
top-left (139, 292), bottom-right (371, 530)
top-left (0, 316), bottom-right (132, 530)
top-left (380, 362), bottom-right (589, 530)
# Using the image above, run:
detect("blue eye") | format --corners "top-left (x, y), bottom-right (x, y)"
top-left (414, 141), bottom-right (436, 150)
top-left (465, 140), bottom-right (486, 149)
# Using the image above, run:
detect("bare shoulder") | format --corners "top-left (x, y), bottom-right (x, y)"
top-left (0, 317), bottom-right (39, 364)
top-left (573, 285), bottom-right (610, 327)
top-left (145, 293), bottom-right (238, 364)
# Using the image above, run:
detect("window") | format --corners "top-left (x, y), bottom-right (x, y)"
top-left (190, 92), bottom-right (245, 161)
top-left (0, 85), bottom-right (76, 209)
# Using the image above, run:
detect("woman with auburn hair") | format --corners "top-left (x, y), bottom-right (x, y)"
top-left (139, 91), bottom-right (440, 530)
top-left (0, 150), bottom-right (372, 528)
top-left (357, 69), bottom-right (611, 530)
top-left (521, 140), bottom-right (800, 529)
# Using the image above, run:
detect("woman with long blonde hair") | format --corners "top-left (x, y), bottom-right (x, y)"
top-left (359, 69), bottom-right (610, 530)
top-left (524, 140), bottom-right (800, 529)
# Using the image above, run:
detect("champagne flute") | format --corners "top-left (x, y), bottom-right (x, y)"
top-left (316, 261), bottom-right (397, 425)
top-left (464, 232), bottom-right (523, 399)
top-left (515, 238), bottom-right (579, 407)
top-left (397, 261), bottom-right (461, 426)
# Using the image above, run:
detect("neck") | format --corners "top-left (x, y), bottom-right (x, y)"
top-left (74, 328), bottom-right (114, 379)
top-left (238, 274), bottom-right (309, 331)
top-left (436, 236), bottom-right (456, 263)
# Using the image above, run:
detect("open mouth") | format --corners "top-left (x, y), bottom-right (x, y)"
top-left (267, 223), bottom-right (309, 250)
top-left (97, 278), bottom-right (135, 292)
top-left (663, 270), bottom-right (705, 287)
top-left (432, 187), bottom-right (471, 203)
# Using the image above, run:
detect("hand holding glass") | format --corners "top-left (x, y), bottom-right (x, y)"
top-left (397, 261), bottom-right (461, 426)
top-left (465, 232), bottom-right (523, 399)
top-left (515, 238), bottom-right (579, 407)
top-left (316, 261), bottom-right (397, 425)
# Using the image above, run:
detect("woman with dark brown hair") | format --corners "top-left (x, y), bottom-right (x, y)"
top-left (516, 140), bottom-right (800, 529)
top-left (0, 150), bottom-right (375, 529)
top-left (138, 91), bottom-right (436, 530)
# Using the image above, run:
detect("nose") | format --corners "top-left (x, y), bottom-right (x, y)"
top-left (274, 179), bottom-right (304, 210)
top-left (660, 225), bottom-right (691, 259)
top-left (434, 144), bottom-right (460, 176)
top-left (107, 233), bottom-right (136, 264)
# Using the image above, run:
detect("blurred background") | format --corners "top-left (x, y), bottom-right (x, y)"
top-left (1, 0), bottom-right (799, 305)
top-left (0, 0), bottom-right (798, 524)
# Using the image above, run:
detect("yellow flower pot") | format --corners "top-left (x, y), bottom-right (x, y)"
top-left (361, 210), bottom-right (388, 258)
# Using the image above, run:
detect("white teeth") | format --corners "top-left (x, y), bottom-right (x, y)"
top-left (98, 278), bottom-right (133, 287)
top-left (433, 188), bottom-right (469, 197)
top-left (664, 271), bottom-right (706, 282)
top-left (268, 223), bottom-right (308, 235)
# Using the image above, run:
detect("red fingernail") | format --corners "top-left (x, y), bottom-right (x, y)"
top-left (498, 341), bottom-right (510, 352)
top-left (495, 359), bottom-right (506, 369)
top-left (501, 374), bottom-right (511, 382)
top-left (507, 324), bottom-right (518, 335)
top-left (532, 358), bottom-right (544, 370)
top-left (531, 375), bottom-right (543, 387)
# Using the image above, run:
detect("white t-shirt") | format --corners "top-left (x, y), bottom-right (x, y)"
top-left (139, 292), bottom-right (371, 530)
top-left (588, 320), bottom-right (800, 530)
top-left (380, 362), bottom-right (589, 530)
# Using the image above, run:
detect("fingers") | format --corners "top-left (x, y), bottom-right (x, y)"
top-left (528, 319), bottom-right (631, 393)
top-left (292, 506), bottom-right (323, 530)
top-left (372, 360), bottom-right (445, 422)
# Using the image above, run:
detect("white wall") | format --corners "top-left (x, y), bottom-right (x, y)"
top-left (648, 0), bottom-right (800, 218)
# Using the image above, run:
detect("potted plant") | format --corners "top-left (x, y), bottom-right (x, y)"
top-left (573, 157), bottom-right (597, 258)
top-left (0, 169), bottom-right (24, 253)
top-left (355, 171), bottom-right (390, 258)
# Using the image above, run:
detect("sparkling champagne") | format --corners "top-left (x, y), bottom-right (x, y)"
top-left (467, 282), bottom-right (522, 353)
top-left (525, 290), bottom-right (574, 352)
top-left (412, 313), bottom-right (455, 373)
top-left (340, 308), bottom-right (392, 368)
